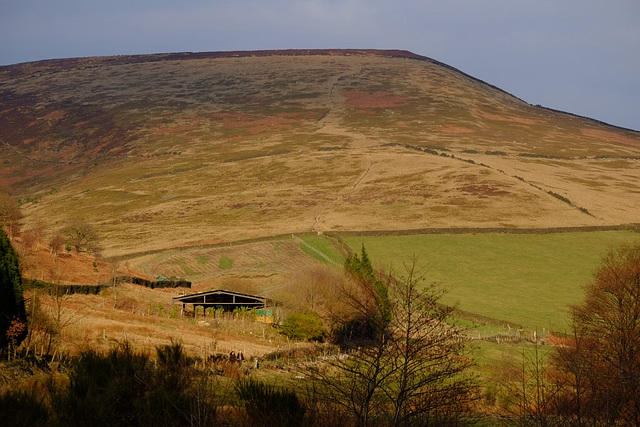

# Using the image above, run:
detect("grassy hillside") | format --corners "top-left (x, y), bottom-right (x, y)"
top-left (341, 230), bottom-right (640, 330)
top-left (117, 228), bottom-right (640, 332)
top-left (1, 50), bottom-right (639, 258)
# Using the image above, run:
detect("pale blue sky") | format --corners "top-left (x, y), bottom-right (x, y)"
top-left (1, 0), bottom-right (639, 130)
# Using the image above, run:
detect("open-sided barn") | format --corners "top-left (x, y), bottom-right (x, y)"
top-left (172, 289), bottom-right (268, 319)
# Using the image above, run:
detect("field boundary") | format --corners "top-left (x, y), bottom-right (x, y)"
top-left (111, 224), bottom-right (640, 262)
top-left (326, 223), bottom-right (640, 238)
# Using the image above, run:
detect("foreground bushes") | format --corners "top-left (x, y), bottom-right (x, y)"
top-left (1, 343), bottom-right (319, 427)
top-left (236, 379), bottom-right (305, 427)
top-left (0, 341), bottom-right (482, 426)
top-left (0, 389), bottom-right (49, 427)
top-left (0, 342), bottom-right (218, 427)
top-left (50, 342), bottom-right (212, 427)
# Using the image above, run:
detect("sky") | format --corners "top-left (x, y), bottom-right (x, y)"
top-left (1, 0), bottom-right (639, 131)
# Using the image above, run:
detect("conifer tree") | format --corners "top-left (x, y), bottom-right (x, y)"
top-left (344, 245), bottom-right (391, 340)
top-left (0, 228), bottom-right (27, 349)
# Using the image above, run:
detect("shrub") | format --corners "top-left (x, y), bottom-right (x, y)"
top-left (280, 311), bottom-right (325, 341)
top-left (49, 342), bottom-right (208, 427)
top-left (0, 389), bottom-right (49, 427)
top-left (233, 306), bottom-right (256, 321)
top-left (50, 343), bottom-right (152, 427)
top-left (236, 379), bottom-right (305, 427)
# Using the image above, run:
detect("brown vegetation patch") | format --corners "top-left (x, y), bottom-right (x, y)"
top-left (546, 334), bottom-right (574, 347)
top-left (43, 110), bottom-right (66, 120)
top-left (120, 213), bottom-right (157, 224)
top-left (441, 125), bottom-right (476, 134)
top-left (20, 246), bottom-right (114, 285)
top-left (475, 109), bottom-right (538, 125)
top-left (224, 94), bottom-right (267, 104)
top-left (343, 90), bottom-right (409, 109)
top-left (458, 184), bottom-right (510, 198)
top-left (150, 124), bottom-right (200, 136)
top-left (580, 128), bottom-right (640, 148)
top-left (212, 112), bottom-right (312, 135)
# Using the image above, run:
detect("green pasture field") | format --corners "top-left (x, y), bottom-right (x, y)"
top-left (297, 234), bottom-right (344, 265)
top-left (339, 231), bottom-right (640, 332)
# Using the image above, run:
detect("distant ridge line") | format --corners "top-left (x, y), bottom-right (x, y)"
top-left (535, 105), bottom-right (640, 134)
top-left (3, 48), bottom-right (444, 69)
top-left (3, 48), bottom-right (636, 133)
top-left (1, 49), bottom-right (520, 102)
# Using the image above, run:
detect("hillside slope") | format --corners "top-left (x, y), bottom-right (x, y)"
top-left (1, 49), bottom-right (639, 256)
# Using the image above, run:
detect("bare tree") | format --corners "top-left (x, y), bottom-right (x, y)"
top-left (549, 322), bottom-right (591, 426)
top-left (17, 230), bottom-right (37, 272)
top-left (282, 266), bottom-right (339, 314)
top-left (310, 254), bottom-right (476, 426)
top-left (38, 267), bottom-right (86, 358)
top-left (495, 338), bottom-right (563, 426)
top-left (382, 258), bottom-right (475, 426)
top-left (62, 220), bottom-right (102, 255)
top-left (48, 233), bottom-right (65, 257)
top-left (0, 191), bottom-right (21, 238)
top-left (28, 219), bottom-right (46, 250)
top-left (24, 290), bottom-right (56, 357)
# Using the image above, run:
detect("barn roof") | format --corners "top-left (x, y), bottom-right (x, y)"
top-left (172, 289), bottom-right (266, 308)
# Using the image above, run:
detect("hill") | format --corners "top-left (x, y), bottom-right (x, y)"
top-left (2, 50), bottom-right (640, 425)
top-left (1, 49), bottom-right (639, 258)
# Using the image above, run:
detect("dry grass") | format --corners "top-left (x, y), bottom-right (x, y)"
top-left (2, 52), bottom-right (637, 257)
top-left (16, 235), bottom-right (330, 360)
top-left (128, 237), bottom-right (322, 288)
top-left (25, 283), bottom-right (288, 360)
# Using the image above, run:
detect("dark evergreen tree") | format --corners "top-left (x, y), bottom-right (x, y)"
top-left (0, 227), bottom-right (27, 349)
top-left (342, 244), bottom-right (392, 342)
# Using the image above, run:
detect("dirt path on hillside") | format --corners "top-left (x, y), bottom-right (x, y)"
top-left (310, 64), bottom-right (376, 232)
top-left (312, 153), bottom-right (372, 232)
top-left (352, 154), bottom-right (373, 190)
top-left (316, 65), bottom-right (364, 128)
top-left (315, 64), bottom-right (373, 150)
